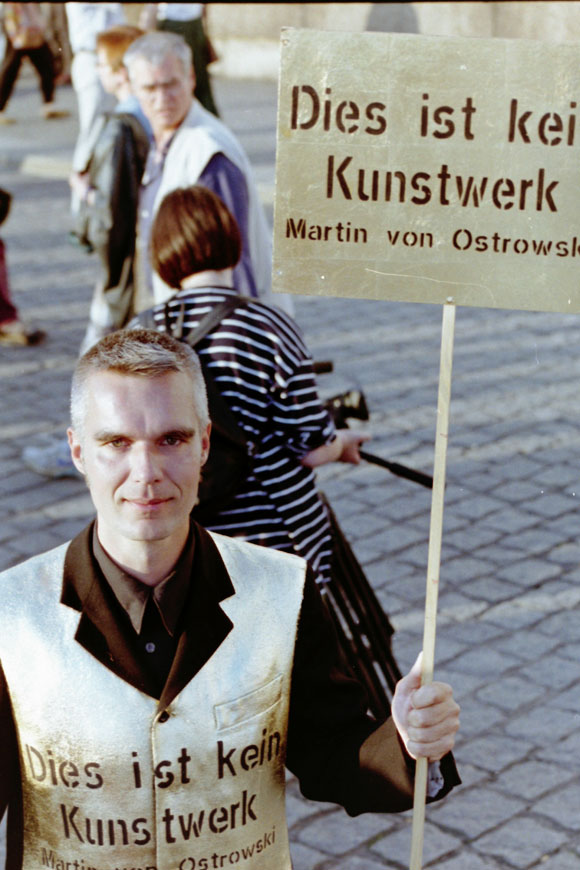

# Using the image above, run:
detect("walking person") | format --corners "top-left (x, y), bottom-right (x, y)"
top-left (0, 2), bottom-right (66, 124)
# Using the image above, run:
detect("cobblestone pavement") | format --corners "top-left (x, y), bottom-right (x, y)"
top-left (0, 68), bottom-right (579, 870)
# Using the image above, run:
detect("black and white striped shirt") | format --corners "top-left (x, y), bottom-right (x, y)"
top-left (143, 286), bottom-right (336, 582)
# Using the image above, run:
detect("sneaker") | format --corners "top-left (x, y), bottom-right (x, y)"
top-left (0, 321), bottom-right (45, 346)
top-left (22, 436), bottom-right (81, 479)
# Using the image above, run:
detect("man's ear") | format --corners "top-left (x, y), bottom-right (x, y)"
top-left (200, 422), bottom-right (211, 467)
top-left (67, 427), bottom-right (85, 475)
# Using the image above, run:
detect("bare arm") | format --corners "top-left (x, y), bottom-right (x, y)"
top-left (301, 428), bottom-right (371, 469)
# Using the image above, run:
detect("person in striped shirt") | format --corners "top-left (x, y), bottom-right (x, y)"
top-left (137, 184), bottom-right (369, 582)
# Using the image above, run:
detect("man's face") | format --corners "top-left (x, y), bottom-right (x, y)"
top-left (131, 54), bottom-right (194, 139)
top-left (68, 371), bottom-right (210, 559)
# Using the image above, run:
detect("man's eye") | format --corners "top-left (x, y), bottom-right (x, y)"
top-left (163, 434), bottom-right (184, 446)
top-left (106, 438), bottom-right (128, 449)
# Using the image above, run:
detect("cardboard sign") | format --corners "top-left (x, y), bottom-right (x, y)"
top-left (273, 29), bottom-right (580, 313)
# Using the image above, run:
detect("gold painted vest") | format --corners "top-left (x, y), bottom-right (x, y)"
top-left (0, 533), bottom-right (306, 870)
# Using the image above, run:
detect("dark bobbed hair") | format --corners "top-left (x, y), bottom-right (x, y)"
top-left (151, 185), bottom-right (242, 289)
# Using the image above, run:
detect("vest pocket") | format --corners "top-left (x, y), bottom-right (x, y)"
top-left (214, 674), bottom-right (283, 732)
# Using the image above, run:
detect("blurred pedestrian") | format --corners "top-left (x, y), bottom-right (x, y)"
top-left (0, 188), bottom-right (45, 346)
top-left (64, 3), bottom-right (125, 180)
top-left (139, 2), bottom-right (219, 116)
top-left (70, 24), bottom-right (152, 354)
top-left (0, 2), bottom-right (67, 124)
top-left (124, 31), bottom-right (292, 315)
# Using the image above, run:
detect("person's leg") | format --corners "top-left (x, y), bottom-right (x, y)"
top-left (25, 43), bottom-right (55, 105)
top-left (70, 50), bottom-right (110, 172)
top-left (0, 42), bottom-right (23, 114)
top-left (0, 238), bottom-right (19, 325)
top-left (0, 237), bottom-right (45, 345)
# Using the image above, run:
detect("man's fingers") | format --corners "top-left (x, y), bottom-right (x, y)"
top-left (411, 680), bottom-right (454, 709)
top-left (405, 731), bottom-right (458, 762)
top-left (408, 697), bottom-right (460, 729)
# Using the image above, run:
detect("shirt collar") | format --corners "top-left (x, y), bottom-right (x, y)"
top-left (92, 524), bottom-right (195, 636)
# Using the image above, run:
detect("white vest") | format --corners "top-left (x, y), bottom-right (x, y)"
top-left (0, 533), bottom-right (306, 870)
top-left (151, 101), bottom-right (273, 306)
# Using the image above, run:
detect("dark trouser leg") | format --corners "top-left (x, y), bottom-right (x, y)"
top-left (0, 239), bottom-right (19, 325)
top-left (25, 43), bottom-right (55, 103)
top-left (0, 42), bottom-right (23, 112)
top-left (158, 17), bottom-right (219, 117)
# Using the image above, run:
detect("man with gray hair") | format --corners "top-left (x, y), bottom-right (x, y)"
top-left (124, 32), bottom-right (290, 313)
top-left (0, 329), bottom-right (459, 869)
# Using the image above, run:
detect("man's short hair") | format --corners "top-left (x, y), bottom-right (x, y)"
top-left (124, 31), bottom-right (193, 80)
top-left (96, 25), bottom-right (144, 72)
top-left (152, 186), bottom-right (242, 289)
top-left (70, 329), bottom-right (209, 437)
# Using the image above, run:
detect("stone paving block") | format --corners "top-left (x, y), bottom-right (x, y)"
top-left (427, 635), bottom-right (468, 668)
top-left (450, 495), bottom-right (506, 521)
top-left (473, 815), bottom-right (569, 868)
top-left (371, 492), bottom-right (429, 521)
top-left (535, 735), bottom-right (580, 772)
top-left (534, 849), bottom-right (580, 870)
top-left (555, 642), bottom-right (580, 664)
top-left (503, 528), bottom-right (563, 556)
top-left (325, 854), bottom-right (392, 870)
top-left (443, 525), bottom-right (502, 553)
top-left (462, 576), bottom-right (522, 603)
top-left (481, 509), bottom-right (540, 533)
top-left (532, 608), bottom-right (579, 640)
top-left (552, 685), bottom-right (580, 713)
top-left (546, 541), bottom-right (580, 565)
top-left (444, 645), bottom-right (518, 679)
top-left (441, 555), bottom-right (497, 582)
top-left (289, 839), bottom-right (328, 870)
top-left (286, 792), bottom-right (321, 828)
top-left (492, 479), bottom-right (549, 503)
top-left (460, 734), bottom-right (536, 773)
top-left (505, 706), bottom-right (579, 745)
top-left (388, 542), bottom-right (429, 569)
top-left (297, 810), bottom-right (395, 857)
top-left (482, 601), bottom-right (556, 631)
top-left (375, 589), bottom-right (415, 620)
top-left (429, 786), bottom-right (525, 840)
top-left (532, 465), bottom-right (580, 488)
top-left (472, 543), bottom-right (529, 566)
top-left (475, 676), bottom-right (547, 713)
top-left (433, 850), bottom-right (504, 869)
top-left (526, 493), bottom-right (579, 519)
top-left (439, 621), bottom-right (505, 646)
top-left (364, 558), bottom-right (417, 588)
top-left (3, 528), bottom-right (63, 561)
top-left (519, 654), bottom-right (579, 690)
top-left (449, 699), bottom-right (504, 741)
top-left (492, 456), bottom-right (542, 481)
top-left (496, 760), bottom-right (575, 802)
top-left (370, 818), bottom-right (462, 868)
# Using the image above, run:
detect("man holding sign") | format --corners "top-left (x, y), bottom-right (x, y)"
top-left (0, 330), bottom-right (459, 869)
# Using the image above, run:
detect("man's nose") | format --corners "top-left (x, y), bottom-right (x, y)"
top-left (130, 444), bottom-right (163, 482)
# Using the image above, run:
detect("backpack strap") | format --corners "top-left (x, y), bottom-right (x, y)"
top-left (177, 295), bottom-right (251, 346)
top-left (135, 293), bottom-right (251, 345)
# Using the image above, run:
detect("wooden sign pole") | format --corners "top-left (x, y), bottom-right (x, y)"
top-left (409, 301), bottom-right (456, 870)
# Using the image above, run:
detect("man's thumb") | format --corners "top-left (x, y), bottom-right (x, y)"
top-left (406, 650), bottom-right (424, 690)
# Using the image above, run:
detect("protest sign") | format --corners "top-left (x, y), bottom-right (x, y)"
top-left (273, 28), bottom-right (580, 868)
top-left (273, 29), bottom-right (580, 314)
